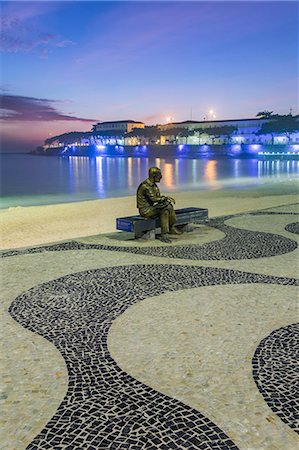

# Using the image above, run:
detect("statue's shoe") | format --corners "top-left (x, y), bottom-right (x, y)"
top-left (169, 226), bottom-right (183, 235)
top-left (160, 234), bottom-right (172, 243)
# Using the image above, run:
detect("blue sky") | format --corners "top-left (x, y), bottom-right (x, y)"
top-left (0, 1), bottom-right (298, 151)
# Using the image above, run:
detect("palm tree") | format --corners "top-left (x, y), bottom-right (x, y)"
top-left (178, 129), bottom-right (192, 144)
top-left (256, 111), bottom-right (274, 118)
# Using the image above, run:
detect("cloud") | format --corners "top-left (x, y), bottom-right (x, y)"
top-left (0, 94), bottom-right (97, 122)
top-left (0, 2), bottom-right (74, 55)
top-left (141, 114), bottom-right (163, 124)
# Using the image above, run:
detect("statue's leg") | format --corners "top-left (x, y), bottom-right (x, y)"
top-left (159, 209), bottom-right (172, 243)
top-left (168, 204), bottom-right (176, 228)
top-left (160, 208), bottom-right (170, 234)
top-left (140, 207), bottom-right (172, 243)
top-left (168, 204), bottom-right (183, 235)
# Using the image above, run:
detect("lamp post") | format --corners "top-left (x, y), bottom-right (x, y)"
top-left (209, 109), bottom-right (216, 120)
top-left (203, 110), bottom-right (216, 121)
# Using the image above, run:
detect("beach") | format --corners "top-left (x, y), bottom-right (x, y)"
top-left (1, 180), bottom-right (299, 450)
top-left (1, 179), bottom-right (298, 250)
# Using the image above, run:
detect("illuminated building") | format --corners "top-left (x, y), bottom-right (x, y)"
top-left (93, 120), bottom-right (145, 133)
top-left (159, 117), bottom-right (299, 145)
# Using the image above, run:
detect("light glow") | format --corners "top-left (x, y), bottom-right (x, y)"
top-left (166, 116), bottom-right (174, 123)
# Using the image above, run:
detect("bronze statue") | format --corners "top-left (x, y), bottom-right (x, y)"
top-left (136, 166), bottom-right (182, 243)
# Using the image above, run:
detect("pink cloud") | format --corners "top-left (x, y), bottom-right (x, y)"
top-left (140, 114), bottom-right (163, 124)
top-left (0, 94), bottom-right (97, 122)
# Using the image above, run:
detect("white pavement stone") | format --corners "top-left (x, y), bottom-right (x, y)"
top-left (108, 284), bottom-right (299, 450)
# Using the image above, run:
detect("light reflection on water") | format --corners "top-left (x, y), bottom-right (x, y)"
top-left (67, 156), bottom-right (298, 195)
top-left (1, 154), bottom-right (298, 209)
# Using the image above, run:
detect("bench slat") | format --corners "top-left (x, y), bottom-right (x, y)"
top-left (116, 207), bottom-right (208, 238)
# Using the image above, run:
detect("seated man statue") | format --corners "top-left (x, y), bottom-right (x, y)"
top-left (136, 166), bottom-right (182, 243)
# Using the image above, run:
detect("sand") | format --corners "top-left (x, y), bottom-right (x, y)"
top-left (0, 180), bottom-right (298, 250)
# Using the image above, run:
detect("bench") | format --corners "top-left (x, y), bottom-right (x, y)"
top-left (116, 207), bottom-right (209, 240)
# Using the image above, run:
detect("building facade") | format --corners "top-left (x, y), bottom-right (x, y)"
top-left (93, 120), bottom-right (145, 133)
top-left (159, 117), bottom-right (299, 145)
top-left (42, 116), bottom-right (299, 150)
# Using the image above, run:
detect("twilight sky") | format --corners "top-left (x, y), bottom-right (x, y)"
top-left (0, 0), bottom-right (298, 152)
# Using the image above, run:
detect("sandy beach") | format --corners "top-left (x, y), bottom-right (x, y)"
top-left (1, 180), bottom-right (298, 250)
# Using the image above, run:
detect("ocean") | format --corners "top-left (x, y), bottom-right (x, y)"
top-left (1, 153), bottom-right (298, 209)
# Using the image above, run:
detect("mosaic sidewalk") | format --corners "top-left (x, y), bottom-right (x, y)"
top-left (1, 203), bottom-right (299, 449)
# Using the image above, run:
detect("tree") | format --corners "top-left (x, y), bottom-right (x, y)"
top-left (256, 115), bottom-right (299, 143)
top-left (45, 131), bottom-right (92, 145)
top-left (256, 111), bottom-right (275, 118)
top-left (126, 126), bottom-right (161, 143)
top-left (151, 126), bottom-right (184, 143)
top-left (203, 125), bottom-right (237, 136)
top-left (126, 126), bottom-right (160, 137)
top-left (164, 128), bottom-right (196, 144)
top-left (160, 127), bottom-right (187, 137)
top-left (159, 125), bottom-right (237, 144)
top-left (256, 111), bottom-right (274, 118)
top-left (178, 128), bottom-right (193, 143)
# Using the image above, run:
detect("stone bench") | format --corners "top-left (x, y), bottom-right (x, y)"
top-left (116, 207), bottom-right (209, 239)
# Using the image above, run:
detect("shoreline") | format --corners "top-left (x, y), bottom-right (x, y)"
top-left (1, 181), bottom-right (298, 251)
top-left (36, 143), bottom-right (299, 158)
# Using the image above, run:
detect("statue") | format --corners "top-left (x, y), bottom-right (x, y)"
top-left (136, 166), bottom-right (182, 243)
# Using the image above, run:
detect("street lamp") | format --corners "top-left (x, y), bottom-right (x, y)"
top-left (166, 116), bottom-right (174, 123)
top-left (209, 109), bottom-right (216, 119)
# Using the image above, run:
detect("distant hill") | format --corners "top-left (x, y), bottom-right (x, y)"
top-left (45, 131), bottom-right (93, 145)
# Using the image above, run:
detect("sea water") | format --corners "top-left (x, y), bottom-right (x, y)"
top-left (1, 153), bottom-right (298, 209)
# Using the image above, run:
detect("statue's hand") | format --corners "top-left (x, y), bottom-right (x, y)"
top-left (167, 196), bottom-right (175, 204)
top-left (155, 196), bottom-right (175, 207)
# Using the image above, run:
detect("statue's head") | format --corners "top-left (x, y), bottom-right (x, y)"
top-left (148, 166), bottom-right (162, 182)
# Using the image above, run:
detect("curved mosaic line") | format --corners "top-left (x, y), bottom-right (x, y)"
top-left (9, 265), bottom-right (298, 449)
top-left (1, 214), bottom-right (297, 260)
top-left (249, 211), bottom-right (299, 216)
top-left (285, 222), bottom-right (299, 235)
top-left (248, 202), bottom-right (299, 215)
top-left (252, 323), bottom-right (299, 433)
